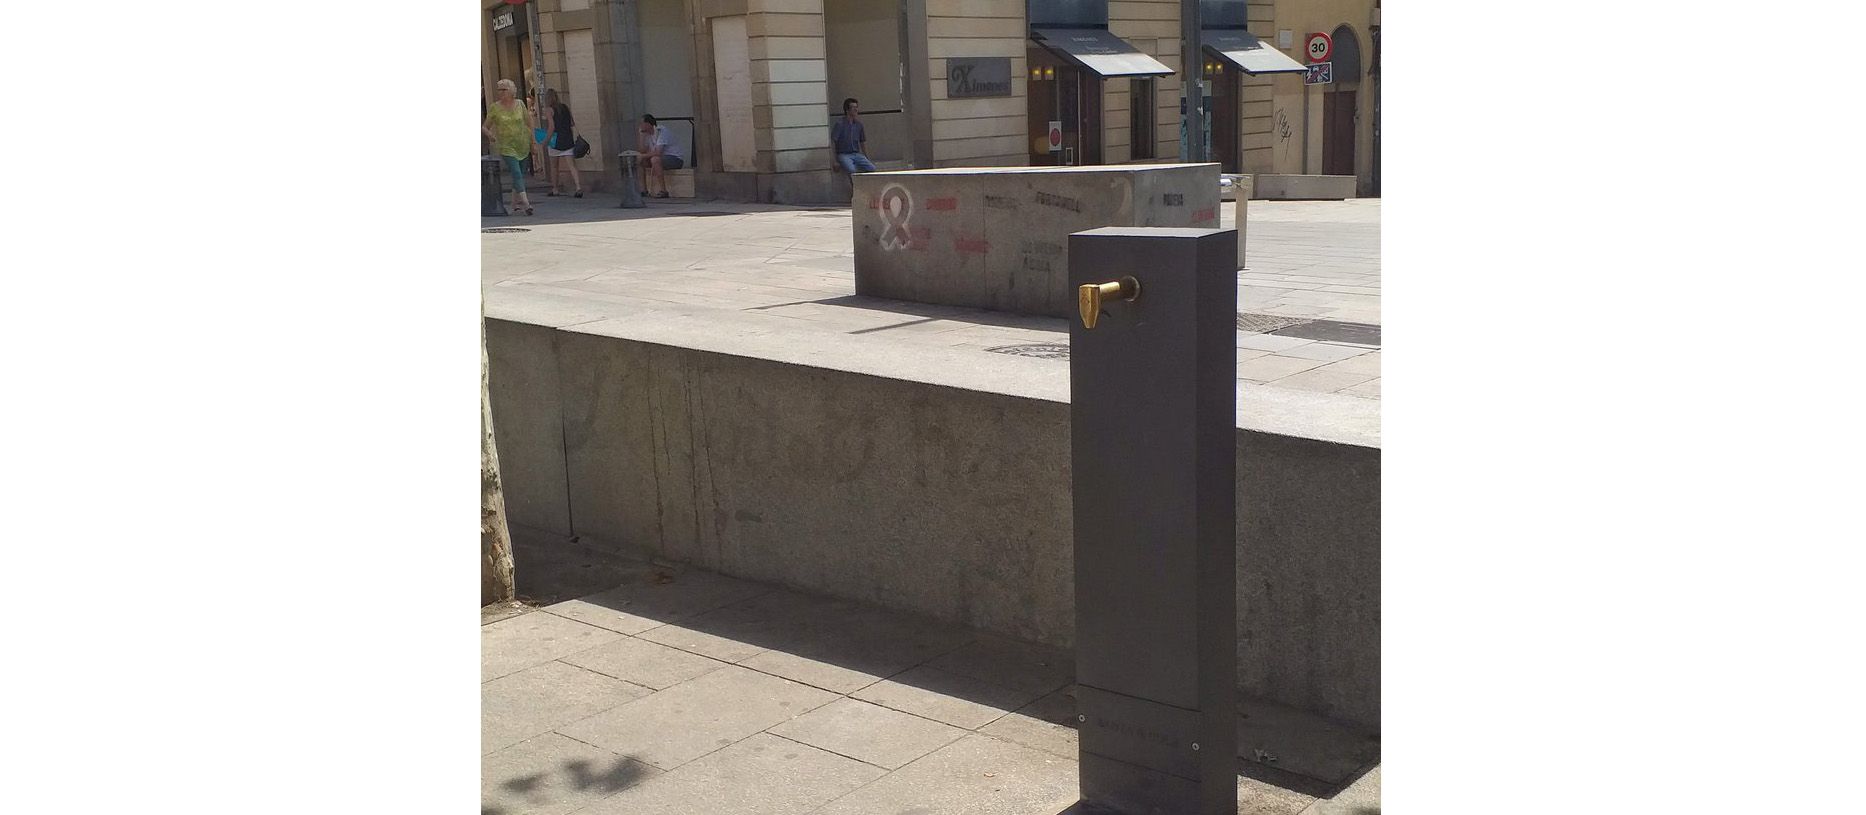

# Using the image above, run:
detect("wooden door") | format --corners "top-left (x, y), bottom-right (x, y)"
top-left (1077, 72), bottom-right (1102, 165)
top-left (1323, 89), bottom-right (1356, 176)
top-left (1211, 68), bottom-right (1241, 173)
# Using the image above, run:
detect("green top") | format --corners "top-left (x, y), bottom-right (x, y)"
top-left (485, 101), bottom-right (530, 159)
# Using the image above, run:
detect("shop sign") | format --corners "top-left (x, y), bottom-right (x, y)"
top-left (492, 10), bottom-right (515, 31)
top-left (1304, 62), bottom-right (1333, 85)
top-left (948, 57), bottom-right (1012, 98)
top-left (1048, 120), bottom-right (1063, 152)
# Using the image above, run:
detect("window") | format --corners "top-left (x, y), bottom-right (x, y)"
top-left (1129, 78), bottom-right (1155, 160)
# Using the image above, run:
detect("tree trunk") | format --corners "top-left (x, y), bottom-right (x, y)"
top-left (482, 318), bottom-right (516, 605)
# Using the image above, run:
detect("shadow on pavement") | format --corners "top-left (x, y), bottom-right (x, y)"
top-left (746, 294), bottom-right (1068, 335)
top-left (482, 752), bottom-right (653, 815)
top-left (481, 186), bottom-right (850, 229)
top-left (498, 525), bottom-right (1374, 802)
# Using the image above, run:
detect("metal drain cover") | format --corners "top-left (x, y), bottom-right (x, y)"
top-left (679, 211), bottom-right (739, 217)
top-left (1236, 312), bottom-right (1312, 334)
top-left (482, 227), bottom-right (531, 233)
top-left (1270, 318), bottom-right (1381, 346)
top-left (986, 343), bottom-right (1070, 360)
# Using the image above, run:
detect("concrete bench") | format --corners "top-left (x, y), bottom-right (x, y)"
top-left (852, 163), bottom-right (1223, 319)
top-left (620, 150), bottom-right (697, 200)
top-left (664, 169), bottom-right (695, 199)
top-left (1253, 173), bottom-right (1355, 201)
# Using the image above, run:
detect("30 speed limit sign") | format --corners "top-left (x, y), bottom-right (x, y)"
top-left (1306, 32), bottom-right (1333, 63)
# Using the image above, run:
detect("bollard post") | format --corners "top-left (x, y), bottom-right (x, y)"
top-left (1236, 174), bottom-right (1252, 270)
top-left (1069, 226), bottom-right (1239, 815)
top-left (618, 150), bottom-right (645, 209)
top-left (482, 155), bottom-right (507, 217)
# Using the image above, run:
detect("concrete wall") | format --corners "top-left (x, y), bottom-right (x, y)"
top-left (1253, 173), bottom-right (1355, 200)
top-left (1106, 0), bottom-right (1183, 164)
top-left (685, 0), bottom-right (839, 203)
top-left (485, 316), bottom-right (1381, 732)
top-left (1240, 0), bottom-right (1279, 175)
top-left (925, 0), bottom-right (1028, 167)
top-left (851, 165), bottom-right (1221, 318)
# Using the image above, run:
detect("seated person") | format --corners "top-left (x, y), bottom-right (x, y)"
top-left (831, 97), bottom-right (876, 174)
top-left (636, 114), bottom-right (685, 198)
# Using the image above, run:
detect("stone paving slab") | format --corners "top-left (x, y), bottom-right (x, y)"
top-left (809, 734), bottom-right (1079, 815)
top-left (544, 568), bottom-right (771, 635)
top-left (924, 634), bottom-right (1074, 697)
top-left (768, 697), bottom-right (968, 770)
top-left (1271, 367), bottom-right (1379, 395)
top-left (1237, 695), bottom-right (1384, 787)
top-left (482, 610), bottom-right (625, 683)
top-left (977, 686), bottom-right (1080, 759)
top-left (635, 617), bottom-right (773, 663)
top-left (575, 733), bottom-right (884, 815)
top-left (557, 664), bottom-right (838, 770)
top-left (483, 660), bottom-right (651, 755)
top-left (851, 665), bottom-right (1042, 730)
top-left (481, 732), bottom-right (660, 815)
top-left (558, 635), bottom-right (731, 691)
top-left (737, 650), bottom-right (895, 696)
top-left (484, 197), bottom-right (1381, 406)
top-left (482, 559), bottom-right (1379, 814)
top-left (1299, 766), bottom-right (1380, 815)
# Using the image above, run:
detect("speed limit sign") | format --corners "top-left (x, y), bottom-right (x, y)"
top-left (1306, 32), bottom-right (1333, 63)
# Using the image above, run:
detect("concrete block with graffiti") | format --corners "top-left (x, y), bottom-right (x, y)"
top-left (853, 164), bottom-right (1224, 319)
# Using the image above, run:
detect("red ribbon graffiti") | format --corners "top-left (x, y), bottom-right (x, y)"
top-left (879, 185), bottom-right (913, 250)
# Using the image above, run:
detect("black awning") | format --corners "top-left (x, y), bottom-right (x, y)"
top-left (1202, 29), bottom-right (1306, 75)
top-left (1031, 28), bottom-right (1175, 78)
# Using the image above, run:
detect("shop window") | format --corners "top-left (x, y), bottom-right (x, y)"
top-left (1130, 78), bottom-right (1155, 160)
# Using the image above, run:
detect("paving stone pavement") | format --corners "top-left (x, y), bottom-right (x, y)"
top-left (482, 560), bottom-right (1379, 815)
top-left (483, 195), bottom-right (1380, 403)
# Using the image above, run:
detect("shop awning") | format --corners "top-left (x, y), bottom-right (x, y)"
top-left (1202, 29), bottom-right (1307, 74)
top-left (1031, 28), bottom-right (1175, 78)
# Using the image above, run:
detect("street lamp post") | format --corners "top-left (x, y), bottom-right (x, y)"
top-left (1181, 0), bottom-right (1204, 164)
top-left (523, 0), bottom-right (548, 183)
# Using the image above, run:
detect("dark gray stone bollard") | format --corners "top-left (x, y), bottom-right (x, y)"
top-left (1069, 226), bottom-right (1239, 815)
top-left (483, 156), bottom-right (507, 217)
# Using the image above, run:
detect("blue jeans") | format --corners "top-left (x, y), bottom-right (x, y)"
top-left (501, 155), bottom-right (527, 195)
top-left (837, 152), bottom-right (876, 173)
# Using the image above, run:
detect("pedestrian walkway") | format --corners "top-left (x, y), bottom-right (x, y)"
top-left (482, 195), bottom-right (1381, 405)
top-left (482, 545), bottom-right (1379, 815)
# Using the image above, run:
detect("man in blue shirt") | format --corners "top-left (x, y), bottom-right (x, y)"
top-left (830, 97), bottom-right (876, 174)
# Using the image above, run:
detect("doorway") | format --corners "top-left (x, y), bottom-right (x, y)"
top-left (1323, 90), bottom-right (1356, 176)
top-left (1207, 62), bottom-right (1241, 173)
top-left (1322, 24), bottom-right (1362, 179)
top-left (825, 0), bottom-right (907, 164)
top-left (1027, 46), bottom-right (1102, 166)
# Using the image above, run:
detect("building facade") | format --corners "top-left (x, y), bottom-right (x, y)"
top-left (481, 0), bottom-right (1379, 203)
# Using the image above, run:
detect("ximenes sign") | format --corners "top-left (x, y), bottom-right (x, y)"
top-left (948, 57), bottom-right (1012, 98)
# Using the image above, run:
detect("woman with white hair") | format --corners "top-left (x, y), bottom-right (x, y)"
top-left (481, 79), bottom-right (535, 215)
